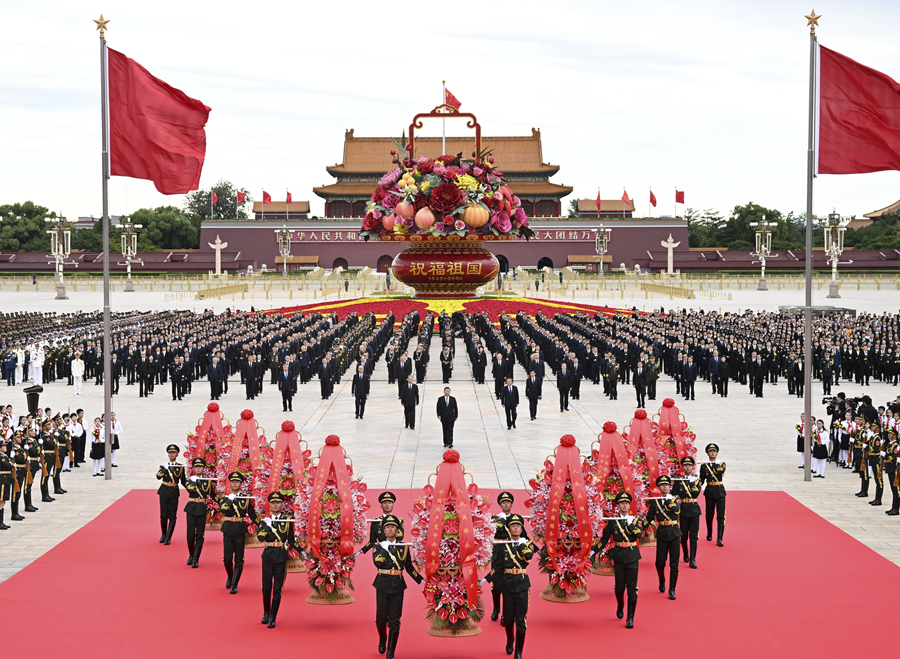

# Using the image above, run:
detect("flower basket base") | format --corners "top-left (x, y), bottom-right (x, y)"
top-left (285, 557), bottom-right (307, 574)
top-left (426, 616), bottom-right (482, 637)
top-left (391, 241), bottom-right (499, 299)
top-left (305, 585), bottom-right (354, 605)
top-left (590, 562), bottom-right (614, 577)
top-left (642, 525), bottom-right (657, 548)
top-left (539, 584), bottom-right (590, 603)
top-left (205, 522), bottom-right (222, 532)
top-left (244, 535), bottom-right (264, 549)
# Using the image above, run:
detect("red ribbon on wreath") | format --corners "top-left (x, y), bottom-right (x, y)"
top-left (545, 435), bottom-right (593, 575)
top-left (425, 450), bottom-right (479, 609)
top-left (307, 435), bottom-right (355, 560)
top-left (658, 398), bottom-right (689, 463)
top-left (594, 422), bottom-right (637, 514)
top-left (266, 421), bottom-right (306, 514)
top-left (228, 409), bottom-right (264, 475)
top-left (194, 402), bottom-right (227, 459)
top-left (627, 410), bottom-right (662, 496)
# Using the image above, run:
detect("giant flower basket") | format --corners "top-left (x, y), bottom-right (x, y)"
top-left (652, 398), bottom-right (698, 478)
top-left (358, 106), bottom-right (532, 298)
top-left (221, 409), bottom-right (268, 548)
top-left (256, 421), bottom-right (311, 572)
top-left (185, 403), bottom-right (232, 531)
top-left (525, 435), bottom-right (602, 603)
top-left (409, 450), bottom-right (493, 637)
top-left (588, 422), bottom-right (640, 576)
top-left (623, 409), bottom-right (663, 547)
top-left (294, 435), bottom-right (369, 604)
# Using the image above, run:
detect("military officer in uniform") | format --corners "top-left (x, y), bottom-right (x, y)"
top-left (372, 514), bottom-right (422, 659)
top-left (155, 444), bottom-right (186, 545)
top-left (9, 433), bottom-right (29, 519)
top-left (362, 491), bottom-right (400, 554)
top-left (484, 513), bottom-right (534, 659)
top-left (674, 456), bottom-right (701, 568)
top-left (866, 426), bottom-right (885, 506)
top-left (598, 492), bottom-right (644, 628)
top-left (184, 457), bottom-right (215, 568)
top-left (219, 471), bottom-right (259, 593)
top-left (883, 429), bottom-right (899, 516)
top-left (37, 419), bottom-right (57, 503)
top-left (257, 491), bottom-right (297, 629)
top-left (0, 440), bottom-right (11, 529)
top-left (490, 491), bottom-right (528, 622)
top-left (646, 475), bottom-right (681, 600)
top-left (699, 443), bottom-right (726, 546)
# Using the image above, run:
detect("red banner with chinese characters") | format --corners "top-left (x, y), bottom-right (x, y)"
top-left (626, 410), bottom-right (662, 496)
top-left (425, 451), bottom-right (479, 608)
top-left (267, 421), bottom-right (306, 514)
top-left (545, 435), bottom-right (593, 574)
top-left (594, 422), bottom-right (636, 513)
top-left (658, 398), bottom-right (689, 462)
top-left (307, 435), bottom-right (355, 559)
top-left (195, 403), bottom-right (227, 458)
top-left (228, 409), bottom-right (264, 476)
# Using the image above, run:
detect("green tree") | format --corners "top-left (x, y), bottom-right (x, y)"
top-left (684, 207), bottom-right (724, 247)
top-left (566, 198), bottom-right (580, 218)
top-left (184, 179), bottom-right (251, 222)
top-left (71, 218), bottom-right (122, 252)
top-left (132, 206), bottom-right (199, 250)
top-left (0, 202), bottom-right (54, 251)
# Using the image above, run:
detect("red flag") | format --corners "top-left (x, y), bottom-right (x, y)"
top-left (675, 189), bottom-right (685, 204)
top-left (595, 190), bottom-right (602, 213)
top-left (286, 191), bottom-right (292, 204)
top-left (262, 191), bottom-right (272, 204)
top-left (236, 191), bottom-right (246, 205)
top-left (107, 48), bottom-right (211, 195)
top-left (444, 87), bottom-right (461, 110)
top-left (211, 191), bottom-right (217, 206)
top-left (621, 189), bottom-right (631, 206)
top-left (649, 189), bottom-right (657, 207)
top-left (818, 45), bottom-right (900, 175)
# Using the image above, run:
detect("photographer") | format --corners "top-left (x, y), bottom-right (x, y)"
top-left (857, 396), bottom-right (878, 426)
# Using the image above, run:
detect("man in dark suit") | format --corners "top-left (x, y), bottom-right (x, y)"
top-left (137, 351), bottom-right (151, 398)
top-left (633, 362), bottom-right (647, 409)
top-left (752, 355), bottom-right (764, 398)
top-left (570, 358), bottom-right (583, 400)
top-left (525, 370), bottom-right (542, 420)
top-left (501, 377), bottom-right (519, 429)
top-left (208, 355), bottom-right (224, 400)
top-left (351, 365), bottom-right (370, 419)
top-left (683, 356), bottom-right (697, 401)
top-left (109, 353), bottom-right (121, 395)
top-left (718, 356), bottom-right (730, 397)
top-left (557, 363), bottom-right (571, 411)
top-left (319, 355), bottom-right (334, 400)
top-left (401, 375), bottom-right (419, 429)
top-left (396, 353), bottom-right (412, 399)
top-left (492, 353), bottom-right (506, 399)
top-left (436, 387), bottom-right (459, 447)
top-left (440, 347), bottom-right (453, 384)
top-left (278, 364), bottom-right (296, 411)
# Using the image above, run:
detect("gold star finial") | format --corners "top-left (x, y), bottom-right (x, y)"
top-left (94, 14), bottom-right (110, 39)
top-left (805, 10), bottom-right (821, 35)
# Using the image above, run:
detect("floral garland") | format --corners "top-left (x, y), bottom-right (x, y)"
top-left (408, 483), bottom-right (493, 629)
top-left (251, 444), bottom-right (308, 518)
top-left (359, 148), bottom-right (533, 241)
top-left (185, 423), bottom-right (232, 523)
top-left (585, 445), bottom-right (640, 570)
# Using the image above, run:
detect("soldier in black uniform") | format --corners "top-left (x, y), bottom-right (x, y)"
top-left (156, 444), bottom-right (186, 545)
top-left (51, 414), bottom-right (68, 493)
top-left (646, 475), bottom-right (681, 600)
top-left (257, 491), bottom-right (297, 629)
top-left (483, 513), bottom-right (534, 659)
top-left (25, 429), bottom-right (43, 511)
top-left (184, 457), bottom-right (215, 568)
top-left (37, 419), bottom-right (57, 503)
top-left (854, 418), bottom-right (870, 496)
top-left (372, 514), bottom-right (422, 659)
top-left (699, 443), bottom-right (727, 546)
top-left (489, 491), bottom-right (527, 622)
top-left (362, 491), bottom-right (400, 553)
top-left (219, 471), bottom-right (259, 593)
top-left (866, 426), bottom-right (885, 506)
top-left (674, 456), bottom-right (701, 569)
top-left (0, 440), bottom-right (11, 529)
top-left (598, 492), bottom-right (644, 628)
top-left (883, 429), bottom-right (899, 516)
top-left (9, 433), bottom-right (29, 519)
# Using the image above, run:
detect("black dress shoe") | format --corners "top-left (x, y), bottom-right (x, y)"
top-left (716, 539), bottom-right (724, 547)
top-left (261, 613), bottom-right (270, 625)
top-left (658, 581), bottom-right (665, 593)
top-left (25, 506), bottom-right (38, 512)
top-left (887, 510), bottom-right (899, 516)
top-left (226, 578), bottom-right (232, 590)
top-left (160, 536), bottom-right (166, 543)
top-left (187, 557), bottom-right (194, 566)
top-left (668, 591), bottom-right (676, 600)
top-left (230, 585), bottom-right (238, 594)
top-left (11, 514), bottom-right (25, 521)
top-left (54, 489), bottom-right (67, 494)
top-left (42, 497), bottom-right (54, 503)
top-left (706, 534), bottom-right (712, 541)
top-left (192, 560), bottom-right (199, 568)
top-left (267, 619), bottom-right (276, 629)
top-left (689, 559), bottom-right (697, 569)
top-left (164, 538), bottom-right (171, 545)
top-left (490, 609), bottom-right (500, 621)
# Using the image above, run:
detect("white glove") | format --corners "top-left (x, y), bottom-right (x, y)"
top-left (38, 439), bottom-right (43, 445)
top-left (227, 493), bottom-right (236, 501)
top-left (497, 512), bottom-right (508, 519)
top-left (189, 476), bottom-right (198, 482)
top-left (881, 452), bottom-right (886, 457)
top-left (516, 538), bottom-right (527, 545)
top-left (625, 515), bottom-right (634, 524)
top-left (352, 550), bottom-right (361, 558)
top-left (665, 494), bottom-right (673, 500)
top-left (263, 517), bottom-right (272, 526)
top-left (479, 578), bottom-right (487, 585)
top-left (380, 540), bottom-right (390, 550)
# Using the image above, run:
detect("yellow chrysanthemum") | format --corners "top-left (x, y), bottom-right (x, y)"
top-left (421, 180), bottom-right (431, 192)
top-left (454, 174), bottom-right (478, 191)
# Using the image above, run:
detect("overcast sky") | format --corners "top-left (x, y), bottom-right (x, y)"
top-left (3, 0), bottom-right (900, 221)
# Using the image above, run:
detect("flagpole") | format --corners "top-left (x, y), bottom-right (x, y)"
top-left (286, 188), bottom-right (289, 222)
top-left (97, 16), bottom-right (113, 481)
top-left (803, 10), bottom-right (820, 484)
top-left (262, 189), bottom-right (264, 221)
top-left (442, 80), bottom-right (446, 154)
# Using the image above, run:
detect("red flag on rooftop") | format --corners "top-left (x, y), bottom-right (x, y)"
top-left (286, 191), bottom-right (293, 204)
top-left (675, 189), bottom-right (685, 204)
top-left (237, 191), bottom-right (246, 205)
top-left (211, 191), bottom-right (217, 206)
top-left (262, 191), bottom-right (272, 204)
top-left (445, 87), bottom-right (461, 110)
top-left (649, 189), bottom-right (657, 207)
top-left (818, 45), bottom-right (900, 175)
top-left (621, 189), bottom-right (631, 206)
top-left (595, 190), bottom-right (602, 213)
top-left (107, 48), bottom-right (211, 194)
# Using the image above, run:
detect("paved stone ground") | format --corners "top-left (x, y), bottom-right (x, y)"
top-left (1, 285), bottom-right (898, 582)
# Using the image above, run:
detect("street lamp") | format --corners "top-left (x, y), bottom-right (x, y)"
top-left (275, 225), bottom-right (291, 282)
top-left (592, 224), bottom-right (611, 276)
top-left (45, 214), bottom-right (75, 300)
top-left (115, 219), bottom-right (143, 292)
top-left (750, 215), bottom-right (778, 291)
top-left (824, 209), bottom-right (852, 299)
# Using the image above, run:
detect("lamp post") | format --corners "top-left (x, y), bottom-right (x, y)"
top-left (115, 219), bottom-right (143, 291)
top-left (45, 214), bottom-right (74, 300)
top-left (275, 225), bottom-right (291, 283)
top-left (750, 216), bottom-right (778, 291)
top-left (824, 209), bottom-right (852, 299)
top-left (592, 224), bottom-right (611, 276)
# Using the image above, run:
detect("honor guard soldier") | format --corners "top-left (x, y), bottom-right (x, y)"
top-left (699, 443), bottom-right (727, 546)
top-left (598, 492), bottom-right (644, 628)
top-left (867, 426), bottom-right (885, 506)
top-left (37, 420), bottom-right (57, 503)
top-left (9, 433), bottom-right (30, 519)
top-left (184, 457), bottom-right (215, 568)
top-left (646, 475), bottom-right (682, 600)
top-left (674, 456), bottom-right (702, 568)
top-left (258, 491), bottom-right (297, 629)
top-left (372, 514), bottom-right (422, 659)
top-left (25, 429), bottom-right (43, 510)
top-left (0, 441), bottom-right (11, 529)
top-left (491, 491), bottom-right (530, 622)
top-left (156, 444), bottom-right (186, 545)
top-left (51, 414), bottom-right (68, 494)
top-left (854, 418), bottom-right (869, 496)
top-left (362, 491), bottom-right (401, 553)
top-left (219, 472), bottom-right (259, 593)
top-left (484, 513), bottom-right (534, 659)
top-left (884, 429), bottom-right (899, 516)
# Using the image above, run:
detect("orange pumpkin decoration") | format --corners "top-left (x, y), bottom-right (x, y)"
top-left (462, 203), bottom-right (490, 228)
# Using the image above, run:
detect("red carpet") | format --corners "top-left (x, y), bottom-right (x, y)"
top-left (3, 490), bottom-right (898, 657)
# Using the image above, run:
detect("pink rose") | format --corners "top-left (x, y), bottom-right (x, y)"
top-left (433, 221), bottom-right (446, 233)
top-left (492, 211), bottom-right (512, 233)
top-left (453, 219), bottom-right (466, 231)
